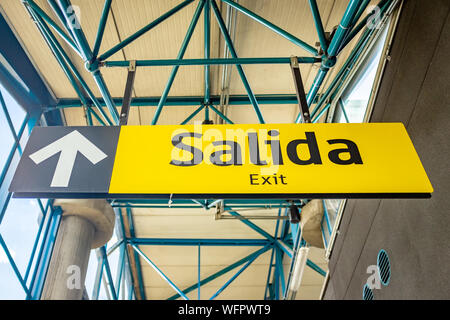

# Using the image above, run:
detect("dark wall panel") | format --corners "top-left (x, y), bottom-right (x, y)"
top-left (326, 0), bottom-right (450, 300)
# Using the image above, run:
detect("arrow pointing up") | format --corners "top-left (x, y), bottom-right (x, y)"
top-left (29, 130), bottom-right (107, 187)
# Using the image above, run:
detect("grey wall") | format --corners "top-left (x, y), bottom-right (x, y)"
top-left (324, 0), bottom-right (450, 300)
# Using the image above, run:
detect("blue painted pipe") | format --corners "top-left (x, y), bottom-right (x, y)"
top-left (92, 0), bottom-right (112, 58)
top-left (308, 0), bottom-right (328, 54)
top-left (104, 56), bottom-right (321, 67)
top-left (211, 0), bottom-right (265, 124)
top-left (327, 0), bottom-right (363, 57)
top-left (152, 0), bottom-right (205, 125)
top-left (55, 0), bottom-right (119, 124)
top-left (220, 0), bottom-right (318, 55)
top-left (204, 0), bottom-right (211, 105)
top-left (99, 0), bottom-right (195, 61)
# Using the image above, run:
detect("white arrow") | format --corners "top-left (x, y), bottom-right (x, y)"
top-left (29, 130), bottom-right (107, 187)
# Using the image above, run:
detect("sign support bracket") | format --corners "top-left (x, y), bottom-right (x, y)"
top-left (119, 60), bottom-right (137, 126)
top-left (290, 56), bottom-right (311, 123)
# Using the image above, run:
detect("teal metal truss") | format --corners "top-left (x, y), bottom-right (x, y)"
top-left (0, 0), bottom-right (398, 300)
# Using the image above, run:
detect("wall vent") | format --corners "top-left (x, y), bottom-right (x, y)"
top-left (362, 284), bottom-right (374, 300)
top-left (377, 249), bottom-right (391, 286)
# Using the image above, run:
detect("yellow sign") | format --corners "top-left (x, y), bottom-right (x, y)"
top-left (109, 123), bottom-right (433, 198)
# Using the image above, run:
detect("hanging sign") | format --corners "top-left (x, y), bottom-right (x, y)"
top-left (9, 123), bottom-right (433, 199)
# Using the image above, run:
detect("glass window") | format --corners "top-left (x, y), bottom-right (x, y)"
top-left (0, 245), bottom-right (27, 299)
top-left (85, 250), bottom-right (99, 299)
top-left (0, 198), bottom-right (42, 276)
top-left (333, 24), bottom-right (389, 123)
top-left (0, 84), bottom-right (26, 133)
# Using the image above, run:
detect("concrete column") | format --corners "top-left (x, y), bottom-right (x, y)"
top-left (41, 199), bottom-right (115, 300)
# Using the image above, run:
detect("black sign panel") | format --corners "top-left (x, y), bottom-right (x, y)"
top-left (9, 126), bottom-right (120, 198)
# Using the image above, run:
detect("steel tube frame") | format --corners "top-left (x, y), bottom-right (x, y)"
top-left (275, 246), bottom-right (286, 295)
top-left (92, 250), bottom-right (105, 299)
top-left (204, 0), bottom-right (211, 106)
top-left (310, 0), bottom-right (393, 122)
top-left (132, 244), bottom-right (189, 300)
top-left (295, 0), bottom-right (365, 123)
top-left (152, 0), bottom-right (205, 125)
top-left (98, 0), bottom-right (195, 61)
top-left (104, 57), bottom-right (321, 67)
top-left (100, 245), bottom-right (118, 300)
top-left (327, 0), bottom-right (363, 57)
top-left (15, 0), bottom-right (397, 301)
top-left (24, 0), bottom-right (81, 57)
top-left (55, 0), bottom-right (120, 124)
top-left (308, 0), bottom-right (328, 54)
top-left (26, 6), bottom-right (114, 125)
top-left (211, 0), bottom-right (264, 124)
top-left (0, 235), bottom-right (30, 296)
top-left (220, 0), bottom-right (318, 55)
top-left (181, 104), bottom-right (205, 124)
top-left (168, 244), bottom-right (271, 300)
top-left (52, 94), bottom-right (306, 109)
top-left (125, 208), bottom-right (146, 300)
top-left (209, 244), bottom-right (271, 300)
top-left (339, 0), bottom-right (391, 52)
top-left (92, 0), bottom-right (112, 59)
top-left (197, 245), bottom-right (201, 299)
top-left (225, 209), bottom-right (275, 241)
top-left (129, 238), bottom-right (270, 246)
top-left (209, 104), bottom-right (234, 124)
top-left (29, 9), bottom-right (108, 126)
top-left (264, 208), bottom-right (283, 299)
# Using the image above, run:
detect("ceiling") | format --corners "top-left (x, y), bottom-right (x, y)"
top-left (0, 0), bottom-right (376, 299)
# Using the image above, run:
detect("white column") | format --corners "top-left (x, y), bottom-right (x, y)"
top-left (41, 199), bottom-right (115, 300)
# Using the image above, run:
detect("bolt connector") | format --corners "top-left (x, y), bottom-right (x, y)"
top-left (85, 59), bottom-right (101, 72)
top-left (321, 55), bottom-right (336, 69)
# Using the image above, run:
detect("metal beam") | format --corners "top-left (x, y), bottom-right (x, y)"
top-left (275, 246), bottom-right (286, 296)
top-left (93, 0), bottom-right (112, 58)
top-left (209, 104), bottom-right (234, 124)
top-left (310, 0), bottom-right (392, 122)
top-left (24, 0), bottom-right (81, 57)
top-left (99, 246), bottom-right (118, 300)
top-left (339, 0), bottom-right (392, 52)
top-left (27, 7), bottom-right (107, 126)
top-left (220, 0), bottom-right (318, 55)
top-left (204, 0), bottom-right (211, 105)
top-left (132, 244), bottom-right (189, 300)
top-left (152, 0), bottom-right (205, 125)
top-left (295, 0), bottom-right (364, 123)
top-left (209, 244), bottom-right (271, 299)
top-left (168, 244), bottom-right (273, 300)
top-left (52, 94), bottom-right (309, 109)
top-left (327, 0), bottom-right (363, 57)
top-left (308, 0), bottom-right (328, 54)
top-left (55, 0), bottom-right (120, 124)
top-left (211, 0), bottom-right (265, 124)
top-left (98, 0), bottom-right (195, 61)
top-left (180, 104), bottom-right (205, 125)
top-left (129, 238), bottom-right (270, 246)
top-left (104, 57), bottom-right (321, 67)
top-left (26, 5), bottom-right (113, 125)
top-left (125, 208), bottom-right (146, 300)
top-left (226, 209), bottom-right (275, 241)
